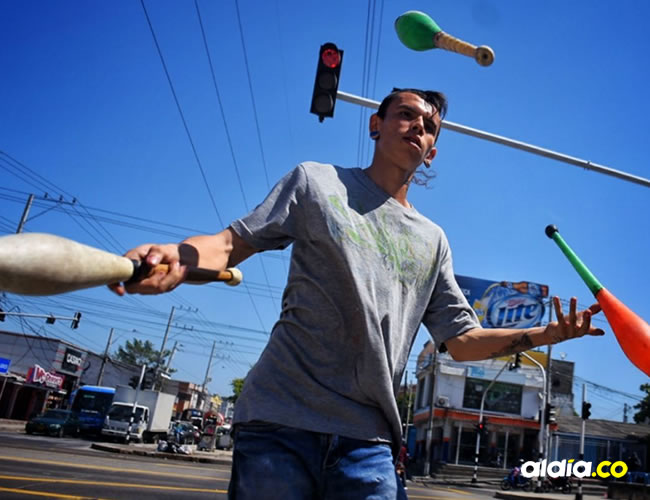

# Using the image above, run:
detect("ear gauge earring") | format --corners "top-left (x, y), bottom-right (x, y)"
top-left (370, 130), bottom-right (379, 139)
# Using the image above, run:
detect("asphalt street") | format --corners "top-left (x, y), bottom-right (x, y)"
top-left (0, 431), bottom-right (501, 499)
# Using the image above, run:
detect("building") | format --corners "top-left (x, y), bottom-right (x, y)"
top-left (412, 340), bottom-right (572, 469)
top-left (0, 330), bottom-right (224, 423)
top-left (412, 340), bottom-right (649, 473)
top-left (550, 415), bottom-right (649, 469)
top-left (0, 330), bottom-right (141, 419)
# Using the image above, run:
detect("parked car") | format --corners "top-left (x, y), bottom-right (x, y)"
top-left (25, 409), bottom-right (80, 437)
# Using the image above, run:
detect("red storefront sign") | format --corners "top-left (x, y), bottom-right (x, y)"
top-left (26, 364), bottom-right (64, 390)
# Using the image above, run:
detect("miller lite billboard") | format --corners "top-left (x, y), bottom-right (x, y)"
top-left (455, 274), bottom-right (549, 329)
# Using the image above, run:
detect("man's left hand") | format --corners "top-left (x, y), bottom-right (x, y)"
top-left (544, 296), bottom-right (605, 344)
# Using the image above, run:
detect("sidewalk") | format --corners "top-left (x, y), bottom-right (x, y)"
top-left (411, 476), bottom-right (606, 500)
top-left (90, 441), bottom-right (233, 465)
top-left (494, 491), bottom-right (605, 500)
top-left (1, 419), bottom-right (233, 465)
top-left (0, 418), bottom-right (27, 432)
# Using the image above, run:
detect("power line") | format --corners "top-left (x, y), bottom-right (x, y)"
top-left (194, 0), bottom-right (280, 319)
top-left (139, 0), bottom-right (224, 229)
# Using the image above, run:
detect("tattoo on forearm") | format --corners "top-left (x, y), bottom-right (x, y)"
top-left (488, 332), bottom-right (534, 358)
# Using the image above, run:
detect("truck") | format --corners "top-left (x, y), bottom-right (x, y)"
top-left (101, 385), bottom-right (175, 443)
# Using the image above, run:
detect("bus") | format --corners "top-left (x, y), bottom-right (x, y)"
top-left (70, 386), bottom-right (116, 435)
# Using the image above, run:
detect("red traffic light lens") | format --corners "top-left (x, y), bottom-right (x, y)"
top-left (321, 48), bottom-right (341, 68)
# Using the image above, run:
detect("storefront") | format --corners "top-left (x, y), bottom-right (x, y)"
top-left (0, 364), bottom-right (66, 420)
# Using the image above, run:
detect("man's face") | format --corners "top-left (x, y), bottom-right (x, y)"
top-left (371, 92), bottom-right (440, 172)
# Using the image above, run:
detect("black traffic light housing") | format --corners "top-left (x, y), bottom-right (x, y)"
top-left (545, 403), bottom-right (557, 424)
top-left (71, 312), bottom-right (81, 329)
top-left (476, 417), bottom-right (488, 437)
top-left (310, 43), bottom-right (344, 122)
top-left (509, 353), bottom-right (522, 371)
top-left (581, 401), bottom-right (592, 420)
top-left (0, 308), bottom-right (6, 321)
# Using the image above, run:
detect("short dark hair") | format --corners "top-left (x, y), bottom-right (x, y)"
top-left (376, 88), bottom-right (448, 122)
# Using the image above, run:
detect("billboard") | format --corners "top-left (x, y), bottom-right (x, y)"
top-left (455, 274), bottom-right (549, 329)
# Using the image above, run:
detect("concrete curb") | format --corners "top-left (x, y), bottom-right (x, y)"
top-left (90, 442), bottom-right (233, 466)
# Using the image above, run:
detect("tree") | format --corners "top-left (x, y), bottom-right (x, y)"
top-left (230, 378), bottom-right (246, 403)
top-left (633, 383), bottom-right (650, 424)
top-left (114, 338), bottom-right (173, 373)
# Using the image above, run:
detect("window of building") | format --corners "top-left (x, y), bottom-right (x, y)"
top-left (462, 377), bottom-right (522, 415)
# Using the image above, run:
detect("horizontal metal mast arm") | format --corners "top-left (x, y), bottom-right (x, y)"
top-left (337, 90), bottom-right (650, 188)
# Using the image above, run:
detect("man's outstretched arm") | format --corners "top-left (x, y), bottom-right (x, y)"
top-left (109, 227), bottom-right (258, 296)
top-left (445, 297), bottom-right (604, 362)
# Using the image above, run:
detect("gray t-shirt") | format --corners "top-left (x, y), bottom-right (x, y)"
top-left (230, 162), bottom-right (479, 449)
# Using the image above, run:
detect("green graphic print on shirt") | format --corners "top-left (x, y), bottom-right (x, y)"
top-left (327, 194), bottom-right (436, 287)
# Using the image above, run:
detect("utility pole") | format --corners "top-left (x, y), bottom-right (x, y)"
top-left (96, 328), bottom-right (114, 386)
top-left (16, 194), bottom-right (34, 233)
top-left (623, 403), bottom-right (629, 423)
top-left (154, 306), bottom-right (175, 389)
top-left (404, 371), bottom-right (413, 440)
top-left (423, 347), bottom-right (438, 476)
top-left (200, 341), bottom-right (216, 411)
top-left (165, 341), bottom-right (180, 374)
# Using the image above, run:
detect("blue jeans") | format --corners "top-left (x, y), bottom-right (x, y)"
top-left (228, 422), bottom-right (408, 499)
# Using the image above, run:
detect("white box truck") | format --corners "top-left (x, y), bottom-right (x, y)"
top-left (101, 385), bottom-right (175, 443)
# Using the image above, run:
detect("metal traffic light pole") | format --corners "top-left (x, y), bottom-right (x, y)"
top-left (471, 355), bottom-right (514, 484)
top-left (576, 384), bottom-right (588, 500)
top-left (335, 90), bottom-right (650, 189)
top-left (125, 364), bottom-right (146, 445)
top-left (521, 351), bottom-right (547, 492)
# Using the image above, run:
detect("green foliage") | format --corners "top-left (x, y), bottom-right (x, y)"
top-left (230, 378), bottom-right (246, 403)
top-left (633, 383), bottom-right (650, 424)
top-left (114, 337), bottom-right (173, 373)
top-left (397, 387), bottom-right (415, 425)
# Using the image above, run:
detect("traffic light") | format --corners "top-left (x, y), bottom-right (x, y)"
top-left (310, 43), bottom-right (344, 122)
top-left (545, 403), bottom-right (557, 424)
top-left (0, 308), bottom-right (5, 321)
top-left (509, 353), bottom-right (522, 371)
top-left (581, 401), bottom-right (592, 420)
top-left (46, 315), bottom-right (56, 324)
top-left (476, 418), bottom-right (488, 437)
top-left (71, 312), bottom-right (81, 329)
top-left (128, 376), bottom-right (139, 389)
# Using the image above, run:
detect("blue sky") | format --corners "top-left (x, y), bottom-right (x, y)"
top-left (1, 0), bottom-right (648, 420)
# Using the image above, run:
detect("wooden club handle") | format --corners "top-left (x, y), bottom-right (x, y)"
top-left (129, 261), bottom-right (242, 286)
top-left (434, 31), bottom-right (494, 66)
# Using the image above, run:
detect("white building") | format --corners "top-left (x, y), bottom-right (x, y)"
top-left (412, 340), bottom-right (571, 468)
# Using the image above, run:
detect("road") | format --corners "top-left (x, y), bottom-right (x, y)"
top-left (0, 431), bottom-right (498, 499)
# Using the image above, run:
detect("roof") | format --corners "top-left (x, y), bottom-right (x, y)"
top-left (556, 414), bottom-right (650, 441)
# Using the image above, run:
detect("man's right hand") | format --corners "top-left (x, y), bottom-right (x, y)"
top-left (108, 243), bottom-right (188, 296)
